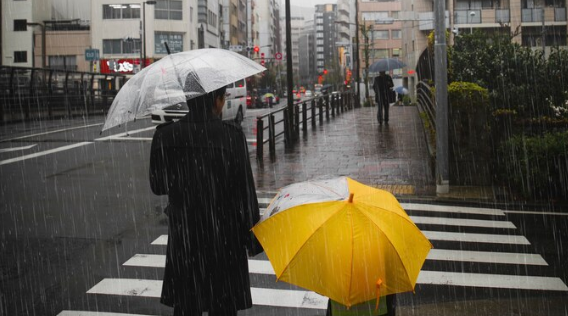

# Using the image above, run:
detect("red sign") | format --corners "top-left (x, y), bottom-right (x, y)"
top-left (100, 59), bottom-right (151, 74)
top-left (275, 52), bottom-right (282, 60)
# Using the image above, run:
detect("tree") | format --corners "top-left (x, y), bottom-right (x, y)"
top-left (360, 21), bottom-right (372, 101)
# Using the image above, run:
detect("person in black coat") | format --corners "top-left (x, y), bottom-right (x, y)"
top-left (149, 86), bottom-right (262, 316)
top-left (372, 71), bottom-right (394, 124)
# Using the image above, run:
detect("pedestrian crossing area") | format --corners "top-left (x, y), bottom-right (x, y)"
top-left (57, 194), bottom-right (568, 316)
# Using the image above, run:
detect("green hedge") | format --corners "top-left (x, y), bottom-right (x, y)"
top-left (499, 131), bottom-right (568, 199)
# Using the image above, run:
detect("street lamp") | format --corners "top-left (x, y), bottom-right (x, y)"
top-left (469, 11), bottom-right (476, 34)
top-left (142, 0), bottom-right (156, 68)
top-left (26, 22), bottom-right (46, 68)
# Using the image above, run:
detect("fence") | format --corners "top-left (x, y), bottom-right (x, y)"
top-left (256, 91), bottom-right (353, 160)
top-left (0, 66), bottom-right (126, 124)
top-left (416, 81), bottom-right (435, 130)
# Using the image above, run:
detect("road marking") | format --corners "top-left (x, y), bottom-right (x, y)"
top-left (87, 279), bottom-right (328, 309)
top-left (417, 270), bottom-right (568, 291)
top-left (410, 216), bottom-right (516, 229)
top-left (123, 254), bottom-right (165, 267)
top-left (0, 123), bottom-right (103, 143)
top-left (422, 231), bottom-right (531, 245)
top-left (503, 209), bottom-right (568, 216)
top-left (95, 126), bottom-right (156, 141)
top-left (125, 249), bottom-right (548, 271)
top-left (401, 203), bottom-right (506, 216)
top-left (0, 142), bottom-right (92, 166)
top-left (258, 197), bottom-right (273, 205)
top-left (426, 249), bottom-right (548, 265)
top-left (0, 144), bottom-right (37, 153)
top-left (58, 311), bottom-right (156, 316)
top-left (103, 137), bottom-right (153, 142)
top-left (152, 231), bottom-right (532, 247)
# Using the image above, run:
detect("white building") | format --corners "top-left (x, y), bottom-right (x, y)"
top-left (91, 0), bottom-right (200, 74)
top-left (1, 0), bottom-right (52, 67)
top-left (256, 0), bottom-right (277, 57)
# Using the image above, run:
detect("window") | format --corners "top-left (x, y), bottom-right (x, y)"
top-left (103, 39), bottom-right (140, 54)
top-left (103, 4), bottom-right (140, 19)
top-left (391, 30), bottom-right (401, 39)
top-left (372, 30), bottom-right (389, 39)
top-left (14, 19), bottom-right (27, 31)
top-left (208, 9), bottom-right (217, 27)
top-left (361, 12), bottom-right (388, 21)
top-left (155, 32), bottom-right (184, 54)
top-left (372, 49), bottom-right (389, 59)
top-left (14, 51), bottom-right (27, 63)
top-left (155, 0), bottom-right (183, 20)
top-left (392, 48), bottom-right (401, 56)
top-left (49, 55), bottom-right (77, 70)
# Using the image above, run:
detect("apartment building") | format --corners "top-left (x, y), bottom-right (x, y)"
top-left (358, 0), bottom-right (402, 79)
top-left (314, 4), bottom-right (337, 75)
top-left (336, 0), bottom-right (356, 85)
top-left (221, 0), bottom-right (247, 50)
top-left (1, 0), bottom-right (94, 71)
top-left (256, 0), bottom-right (277, 58)
top-left (298, 19), bottom-right (315, 87)
top-left (401, 0), bottom-right (567, 96)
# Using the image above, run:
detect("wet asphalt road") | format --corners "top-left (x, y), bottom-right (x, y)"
top-left (1, 107), bottom-right (567, 316)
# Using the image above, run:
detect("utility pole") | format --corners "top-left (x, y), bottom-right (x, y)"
top-left (435, 0), bottom-right (449, 194)
top-left (285, 0), bottom-right (295, 143)
top-left (541, 8), bottom-right (546, 60)
top-left (354, 0), bottom-right (361, 108)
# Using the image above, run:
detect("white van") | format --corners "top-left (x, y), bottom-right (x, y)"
top-left (151, 79), bottom-right (247, 125)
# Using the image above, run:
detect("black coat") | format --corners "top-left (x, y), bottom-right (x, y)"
top-left (373, 75), bottom-right (394, 103)
top-left (149, 110), bottom-right (261, 312)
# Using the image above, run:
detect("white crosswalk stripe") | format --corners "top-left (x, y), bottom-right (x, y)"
top-left (59, 200), bottom-right (568, 315)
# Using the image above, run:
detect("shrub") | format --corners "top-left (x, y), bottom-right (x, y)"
top-left (498, 131), bottom-right (568, 199)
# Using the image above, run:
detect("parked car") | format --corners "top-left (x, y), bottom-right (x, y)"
top-left (152, 80), bottom-right (246, 125)
top-left (292, 90), bottom-right (301, 102)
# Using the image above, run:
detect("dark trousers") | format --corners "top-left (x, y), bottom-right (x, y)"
top-left (325, 295), bottom-right (397, 316)
top-left (377, 96), bottom-right (389, 123)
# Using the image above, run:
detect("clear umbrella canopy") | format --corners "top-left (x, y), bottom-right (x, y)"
top-left (369, 58), bottom-right (406, 73)
top-left (102, 48), bottom-right (265, 131)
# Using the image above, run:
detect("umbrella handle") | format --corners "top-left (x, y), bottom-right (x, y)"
top-left (164, 42), bottom-right (171, 55)
top-left (375, 278), bottom-right (383, 311)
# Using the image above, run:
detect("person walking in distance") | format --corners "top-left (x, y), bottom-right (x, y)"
top-left (149, 85), bottom-right (262, 316)
top-left (372, 71), bottom-right (394, 124)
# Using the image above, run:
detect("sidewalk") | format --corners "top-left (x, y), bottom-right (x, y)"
top-left (251, 105), bottom-right (438, 197)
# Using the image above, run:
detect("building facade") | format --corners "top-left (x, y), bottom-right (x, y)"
top-left (298, 19), bottom-right (315, 87)
top-left (358, 0), bottom-right (402, 79)
top-left (401, 0), bottom-right (567, 98)
top-left (314, 4), bottom-right (337, 76)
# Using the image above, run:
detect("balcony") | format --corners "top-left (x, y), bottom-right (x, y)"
top-left (522, 7), bottom-right (566, 23)
top-left (338, 2), bottom-right (349, 14)
top-left (453, 8), bottom-right (512, 25)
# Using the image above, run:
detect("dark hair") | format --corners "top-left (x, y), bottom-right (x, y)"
top-left (186, 85), bottom-right (227, 108)
top-left (185, 85), bottom-right (227, 119)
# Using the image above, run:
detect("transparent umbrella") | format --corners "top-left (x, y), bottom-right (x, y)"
top-left (102, 48), bottom-right (265, 131)
top-left (369, 58), bottom-right (406, 73)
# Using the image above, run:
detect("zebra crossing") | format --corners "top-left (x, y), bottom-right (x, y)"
top-left (57, 193), bottom-right (568, 316)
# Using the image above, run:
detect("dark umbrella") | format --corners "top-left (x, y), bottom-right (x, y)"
top-left (369, 58), bottom-right (406, 73)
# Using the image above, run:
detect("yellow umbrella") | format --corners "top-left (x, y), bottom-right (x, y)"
top-left (252, 176), bottom-right (432, 308)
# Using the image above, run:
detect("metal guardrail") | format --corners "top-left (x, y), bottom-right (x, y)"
top-left (0, 65), bottom-right (126, 124)
top-left (255, 91), bottom-right (353, 160)
top-left (416, 81), bottom-right (435, 130)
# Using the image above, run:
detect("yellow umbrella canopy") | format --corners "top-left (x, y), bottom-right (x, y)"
top-left (252, 176), bottom-right (432, 308)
